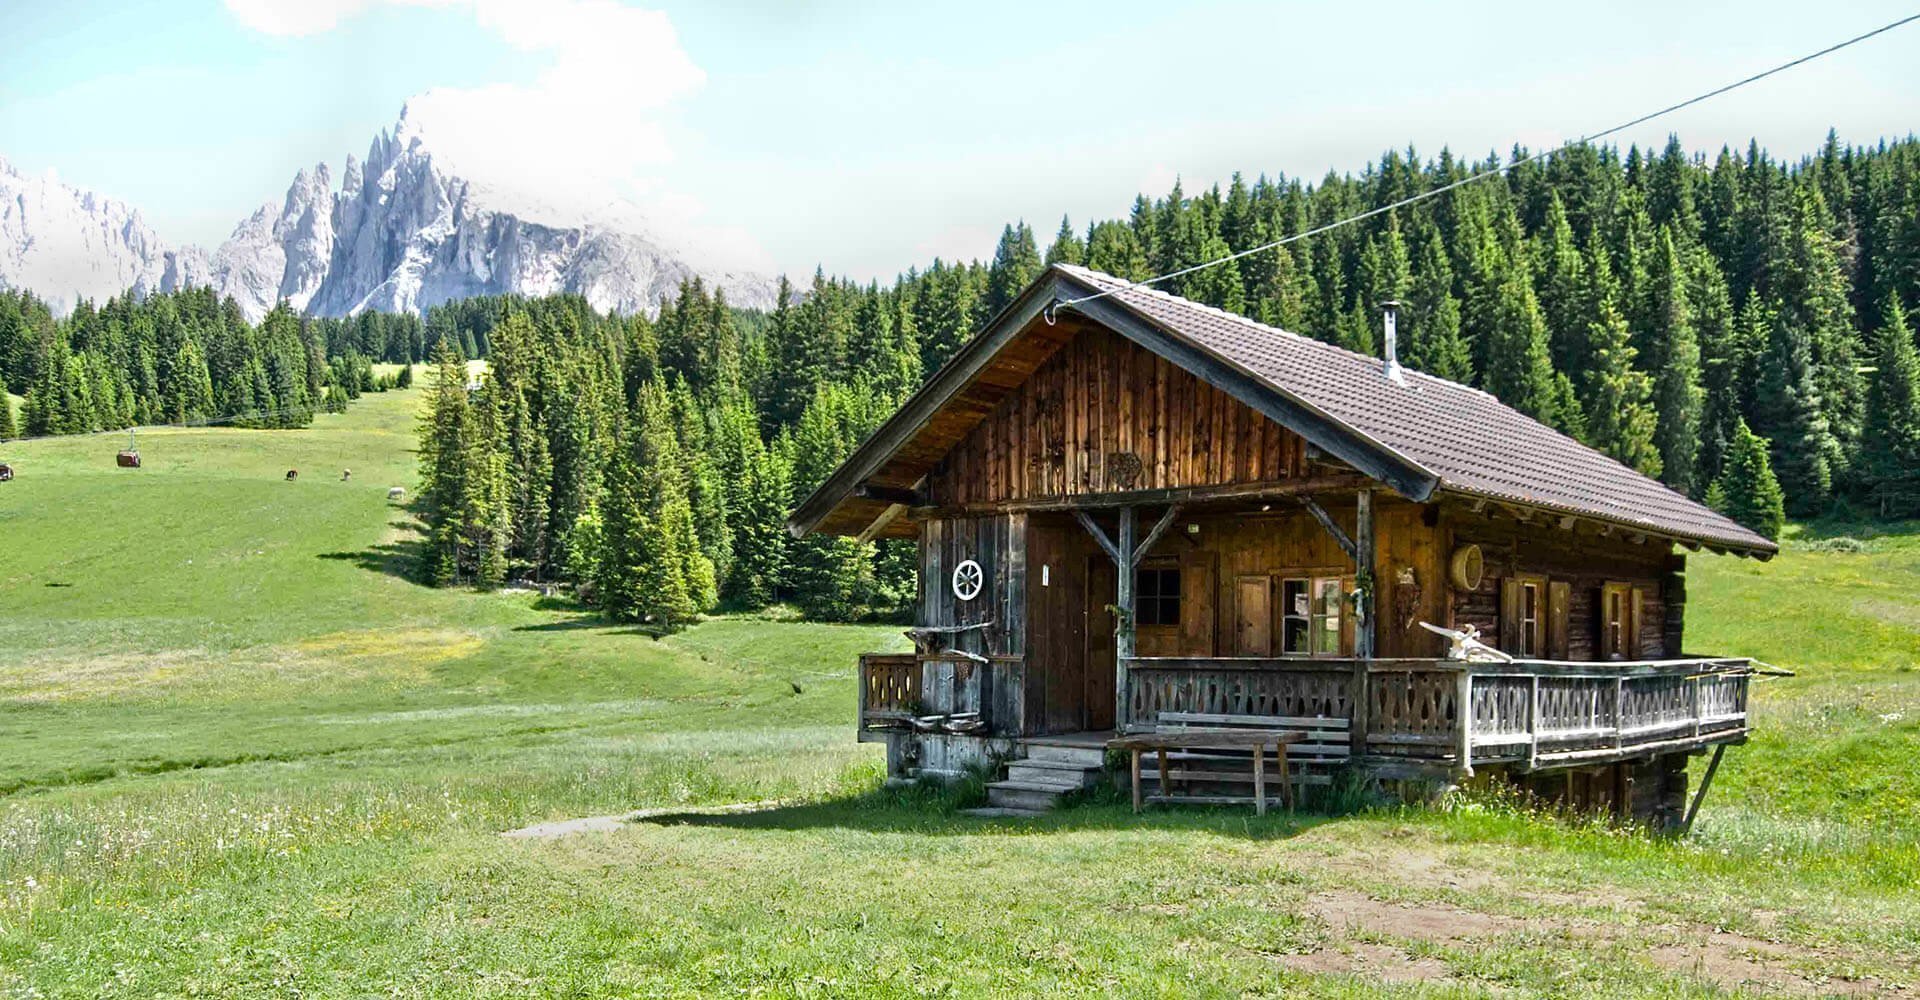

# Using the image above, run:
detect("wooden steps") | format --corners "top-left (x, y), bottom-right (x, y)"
top-left (984, 738), bottom-right (1109, 812)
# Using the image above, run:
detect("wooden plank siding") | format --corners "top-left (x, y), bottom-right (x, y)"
top-left (925, 326), bottom-right (1311, 509)
top-left (1443, 504), bottom-right (1681, 661)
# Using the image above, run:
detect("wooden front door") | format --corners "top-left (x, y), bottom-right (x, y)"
top-left (1234, 575), bottom-right (1273, 655)
top-left (1084, 554), bottom-right (1117, 731)
top-left (1028, 519), bottom-right (1095, 734)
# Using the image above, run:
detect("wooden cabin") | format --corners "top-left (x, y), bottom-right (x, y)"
top-left (789, 264), bottom-right (1774, 826)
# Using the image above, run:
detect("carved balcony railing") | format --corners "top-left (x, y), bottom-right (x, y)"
top-left (857, 653), bottom-right (921, 740)
top-left (1122, 656), bottom-right (1752, 774)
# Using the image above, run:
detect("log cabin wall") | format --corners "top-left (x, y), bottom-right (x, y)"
top-left (923, 326), bottom-right (1312, 507)
top-left (919, 513), bottom-right (1027, 733)
top-left (1120, 499), bottom-right (1447, 661)
top-left (1442, 506), bottom-right (1682, 660)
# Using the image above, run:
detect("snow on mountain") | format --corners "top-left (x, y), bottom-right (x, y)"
top-left (0, 156), bottom-right (211, 317)
top-left (2, 105), bottom-right (778, 321)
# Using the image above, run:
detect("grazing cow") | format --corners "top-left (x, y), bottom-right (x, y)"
top-left (342, 469), bottom-right (352, 482)
top-left (387, 486), bottom-right (406, 502)
top-left (285, 469), bottom-right (299, 482)
top-left (0, 463), bottom-right (13, 482)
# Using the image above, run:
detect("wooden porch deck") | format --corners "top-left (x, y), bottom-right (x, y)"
top-left (860, 651), bottom-right (1751, 777)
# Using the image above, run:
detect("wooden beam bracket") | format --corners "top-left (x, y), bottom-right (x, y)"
top-left (1073, 509), bottom-right (1123, 567)
top-left (853, 483), bottom-right (925, 506)
top-left (1129, 504), bottom-right (1184, 568)
top-left (1300, 497), bottom-right (1358, 562)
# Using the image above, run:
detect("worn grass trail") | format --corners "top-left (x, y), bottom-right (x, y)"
top-left (1, 385), bottom-right (1916, 997)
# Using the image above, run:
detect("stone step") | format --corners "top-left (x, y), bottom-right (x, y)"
top-left (985, 781), bottom-right (1067, 812)
top-left (1021, 743), bottom-right (1108, 767)
top-left (1004, 759), bottom-right (1102, 790)
top-left (960, 806), bottom-right (1052, 819)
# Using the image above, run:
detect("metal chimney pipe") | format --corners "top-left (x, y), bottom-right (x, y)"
top-left (1379, 299), bottom-right (1405, 384)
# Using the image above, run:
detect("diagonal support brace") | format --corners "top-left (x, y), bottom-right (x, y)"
top-left (1301, 496), bottom-right (1357, 561)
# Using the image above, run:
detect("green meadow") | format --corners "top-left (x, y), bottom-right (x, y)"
top-left (1, 383), bottom-right (1915, 997)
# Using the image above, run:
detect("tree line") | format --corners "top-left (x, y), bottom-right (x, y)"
top-left (423, 130), bottom-right (1920, 630)
top-left (1030, 131), bottom-right (1920, 535)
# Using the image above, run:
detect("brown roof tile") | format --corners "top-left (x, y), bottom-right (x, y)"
top-left (1055, 264), bottom-right (1775, 554)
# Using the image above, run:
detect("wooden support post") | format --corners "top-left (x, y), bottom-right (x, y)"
top-left (1131, 748), bottom-right (1143, 813)
top-left (1253, 742), bottom-right (1267, 816)
top-left (1280, 742), bottom-right (1293, 811)
top-left (1614, 676), bottom-right (1626, 749)
top-left (1354, 489), bottom-right (1374, 661)
top-left (1526, 674), bottom-right (1540, 771)
top-left (1682, 744), bottom-right (1726, 834)
top-left (1349, 660), bottom-right (1370, 762)
top-left (1115, 505), bottom-right (1136, 729)
top-left (1157, 748), bottom-right (1169, 799)
top-left (1455, 668), bottom-right (1474, 778)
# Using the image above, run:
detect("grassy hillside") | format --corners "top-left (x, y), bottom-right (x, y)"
top-left (1, 386), bottom-right (1915, 996)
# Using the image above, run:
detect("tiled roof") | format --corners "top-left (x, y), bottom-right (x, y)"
top-left (1054, 264), bottom-right (1776, 555)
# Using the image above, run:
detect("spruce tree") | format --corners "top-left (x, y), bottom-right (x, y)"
top-left (0, 376), bottom-right (14, 440)
top-left (418, 345), bottom-right (477, 586)
top-left (1862, 296), bottom-right (1920, 516)
top-left (1712, 419), bottom-right (1787, 540)
top-left (596, 383), bottom-right (710, 629)
top-left (1646, 229), bottom-right (1704, 492)
top-left (1044, 215), bottom-right (1086, 266)
top-left (1750, 296), bottom-right (1836, 514)
top-left (983, 222), bottom-right (1042, 319)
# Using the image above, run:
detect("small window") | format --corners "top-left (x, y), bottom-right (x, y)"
top-left (1519, 580), bottom-right (1541, 657)
top-left (1281, 578), bottom-right (1311, 655)
top-left (1136, 567), bottom-right (1181, 627)
top-left (1601, 582), bottom-right (1635, 660)
top-left (1313, 577), bottom-right (1343, 655)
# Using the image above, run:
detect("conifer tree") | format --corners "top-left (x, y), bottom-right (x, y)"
top-left (1751, 296), bottom-right (1836, 514)
top-left (1862, 296), bottom-right (1920, 516)
top-left (418, 345), bottom-right (478, 586)
top-left (1712, 419), bottom-right (1787, 540)
top-left (1646, 229), bottom-right (1704, 492)
top-left (597, 382), bottom-right (710, 628)
top-left (1085, 220), bottom-right (1148, 280)
top-left (983, 222), bottom-right (1042, 319)
top-left (0, 376), bottom-right (14, 440)
top-left (1044, 215), bottom-right (1086, 266)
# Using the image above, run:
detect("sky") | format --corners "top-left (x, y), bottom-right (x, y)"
top-left (3, 0), bottom-right (1918, 282)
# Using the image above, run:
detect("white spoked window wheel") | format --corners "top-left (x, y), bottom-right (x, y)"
top-left (951, 559), bottom-right (984, 601)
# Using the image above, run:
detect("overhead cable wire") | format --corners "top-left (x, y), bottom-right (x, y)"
top-left (1053, 12), bottom-right (1920, 313)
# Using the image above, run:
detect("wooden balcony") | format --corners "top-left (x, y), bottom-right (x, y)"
top-left (856, 653), bottom-right (920, 741)
top-left (1123, 656), bottom-right (1751, 776)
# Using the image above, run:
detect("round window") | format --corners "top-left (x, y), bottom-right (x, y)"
top-left (951, 559), bottom-right (984, 601)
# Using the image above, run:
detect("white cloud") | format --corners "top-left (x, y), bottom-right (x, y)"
top-left (225, 0), bottom-right (763, 269)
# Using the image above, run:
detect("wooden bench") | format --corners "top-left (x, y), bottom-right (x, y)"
top-left (1159, 711), bottom-right (1352, 786)
top-left (1109, 728), bottom-right (1306, 814)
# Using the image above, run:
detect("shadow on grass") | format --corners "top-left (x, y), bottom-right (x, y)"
top-left (317, 520), bottom-right (429, 585)
top-left (628, 784), bottom-right (1345, 840)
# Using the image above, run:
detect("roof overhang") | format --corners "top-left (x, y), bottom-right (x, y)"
top-left (787, 268), bottom-right (1442, 539)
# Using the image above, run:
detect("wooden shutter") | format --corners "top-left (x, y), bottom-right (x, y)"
top-left (1498, 577), bottom-right (1521, 654)
top-left (1547, 580), bottom-right (1570, 660)
top-left (1179, 551), bottom-right (1217, 656)
top-left (1233, 575), bottom-right (1272, 656)
top-left (1629, 586), bottom-right (1647, 660)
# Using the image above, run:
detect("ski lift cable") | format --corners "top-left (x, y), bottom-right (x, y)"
top-left (1050, 11), bottom-right (1920, 315)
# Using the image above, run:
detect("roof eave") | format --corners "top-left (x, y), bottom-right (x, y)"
top-left (1436, 485), bottom-right (1780, 559)
top-left (785, 271), bottom-right (1073, 538)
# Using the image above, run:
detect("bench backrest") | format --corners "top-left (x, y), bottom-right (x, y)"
top-left (1156, 711), bottom-right (1351, 764)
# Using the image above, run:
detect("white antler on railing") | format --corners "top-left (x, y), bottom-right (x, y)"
top-left (1418, 621), bottom-right (1514, 663)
